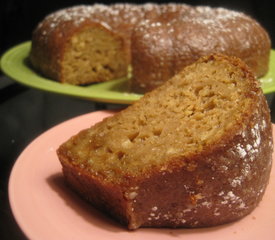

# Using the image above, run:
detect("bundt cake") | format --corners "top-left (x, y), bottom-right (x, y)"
top-left (30, 3), bottom-right (271, 92)
top-left (130, 6), bottom-right (271, 93)
top-left (57, 55), bottom-right (273, 230)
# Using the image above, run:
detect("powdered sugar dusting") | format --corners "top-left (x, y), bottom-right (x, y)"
top-left (35, 3), bottom-right (148, 41)
top-left (235, 143), bottom-right (247, 158)
top-left (130, 3), bottom-right (268, 90)
top-left (34, 3), bottom-right (265, 57)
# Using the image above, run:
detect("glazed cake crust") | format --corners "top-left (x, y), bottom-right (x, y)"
top-left (57, 55), bottom-right (273, 230)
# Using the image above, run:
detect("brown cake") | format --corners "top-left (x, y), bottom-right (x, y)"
top-left (57, 55), bottom-right (273, 230)
top-left (130, 6), bottom-right (271, 93)
top-left (30, 3), bottom-right (271, 91)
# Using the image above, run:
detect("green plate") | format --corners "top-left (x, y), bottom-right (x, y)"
top-left (1, 41), bottom-right (275, 104)
top-left (0, 42), bottom-right (142, 104)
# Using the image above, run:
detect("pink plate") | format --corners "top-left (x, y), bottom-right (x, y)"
top-left (8, 111), bottom-right (275, 240)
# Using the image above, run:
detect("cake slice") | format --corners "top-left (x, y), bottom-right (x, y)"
top-left (57, 54), bottom-right (273, 230)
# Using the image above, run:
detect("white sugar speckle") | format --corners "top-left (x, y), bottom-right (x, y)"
top-left (231, 177), bottom-right (242, 187)
top-left (236, 143), bottom-right (247, 158)
top-left (246, 144), bottom-right (252, 151)
top-left (152, 206), bottom-right (158, 211)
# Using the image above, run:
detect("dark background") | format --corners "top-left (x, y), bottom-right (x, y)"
top-left (0, 1), bottom-right (274, 239)
top-left (0, 0), bottom-right (274, 56)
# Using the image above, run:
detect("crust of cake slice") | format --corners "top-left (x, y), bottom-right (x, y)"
top-left (57, 54), bottom-right (273, 230)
